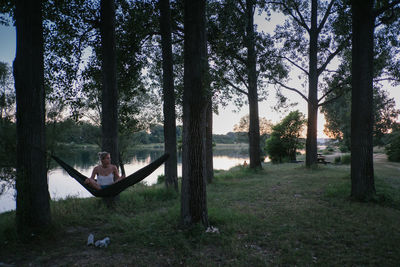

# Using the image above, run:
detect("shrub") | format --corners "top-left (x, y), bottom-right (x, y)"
top-left (341, 154), bottom-right (351, 164)
top-left (156, 175), bottom-right (165, 184)
top-left (386, 132), bottom-right (400, 162)
top-left (264, 110), bottom-right (306, 163)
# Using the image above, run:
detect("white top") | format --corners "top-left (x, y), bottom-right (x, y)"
top-left (97, 173), bottom-right (114, 186)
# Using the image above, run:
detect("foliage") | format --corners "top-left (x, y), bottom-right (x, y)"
top-left (0, 62), bottom-right (15, 121)
top-left (321, 0), bottom-right (400, 150)
top-left (321, 81), bottom-right (400, 150)
top-left (207, 0), bottom-right (284, 107)
top-left (42, 0), bottom-right (161, 129)
top-left (0, 119), bottom-right (16, 194)
top-left (334, 154), bottom-right (351, 165)
top-left (0, 62), bottom-right (15, 194)
top-left (233, 114), bottom-right (273, 136)
top-left (265, 110), bottom-right (306, 163)
top-left (265, 0), bottom-right (352, 109)
top-left (46, 119), bottom-right (101, 146)
top-left (386, 128), bottom-right (400, 162)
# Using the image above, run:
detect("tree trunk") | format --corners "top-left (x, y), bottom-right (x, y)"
top-left (159, 0), bottom-right (178, 191)
top-left (350, 0), bottom-right (375, 200)
top-left (100, 0), bottom-right (119, 166)
top-left (181, 0), bottom-right (209, 228)
top-left (14, 0), bottom-right (51, 237)
top-left (305, 0), bottom-right (318, 168)
top-left (246, 0), bottom-right (262, 169)
top-left (205, 96), bottom-right (214, 183)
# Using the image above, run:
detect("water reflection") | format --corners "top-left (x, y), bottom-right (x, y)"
top-left (0, 146), bottom-right (254, 213)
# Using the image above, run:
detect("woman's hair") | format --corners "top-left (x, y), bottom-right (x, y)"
top-left (98, 151), bottom-right (110, 161)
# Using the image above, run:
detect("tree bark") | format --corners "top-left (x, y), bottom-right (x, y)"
top-left (205, 95), bottom-right (214, 184)
top-left (181, 0), bottom-right (209, 227)
top-left (246, 0), bottom-right (262, 169)
top-left (350, 0), bottom-right (376, 200)
top-left (14, 0), bottom-right (51, 237)
top-left (159, 0), bottom-right (178, 191)
top-left (100, 0), bottom-right (119, 166)
top-left (305, 0), bottom-right (319, 167)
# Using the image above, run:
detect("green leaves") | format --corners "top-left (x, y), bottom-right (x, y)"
top-left (265, 110), bottom-right (306, 163)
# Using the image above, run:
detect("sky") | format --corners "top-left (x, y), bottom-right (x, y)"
top-left (1, 13), bottom-right (399, 138)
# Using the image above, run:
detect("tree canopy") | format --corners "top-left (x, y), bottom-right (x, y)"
top-left (265, 110), bottom-right (306, 163)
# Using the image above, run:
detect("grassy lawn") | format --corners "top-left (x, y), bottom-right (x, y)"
top-left (1, 154), bottom-right (400, 266)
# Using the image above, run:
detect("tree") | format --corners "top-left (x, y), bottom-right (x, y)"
top-left (181, 0), bottom-right (209, 227)
top-left (208, 0), bottom-right (281, 169)
top-left (14, 0), bottom-right (51, 236)
top-left (268, 0), bottom-right (352, 167)
top-left (350, 0), bottom-right (400, 201)
top-left (385, 127), bottom-right (400, 162)
top-left (245, 0), bottom-right (262, 169)
top-left (320, 0), bottom-right (400, 151)
top-left (159, 0), bottom-right (178, 191)
top-left (205, 97), bottom-right (214, 183)
top-left (265, 110), bottom-right (306, 163)
top-left (233, 114), bottom-right (273, 136)
top-left (100, 0), bottom-right (119, 166)
top-left (43, 0), bottom-right (161, 136)
top-left (351, 0), bottom-right (375, 200)
top-left (322, 85), bottom-right (400, 150)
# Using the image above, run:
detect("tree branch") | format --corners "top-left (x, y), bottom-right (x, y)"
top-left (267, 1), bottom-right (310, 32)
top-left (223, 77), bottom-right (249, 96)
top-left (318, 80), bottom-right (350, 106)
top-left (271, 78), bottom-right (309, 103)
top-left (374, 0), bottom-right (400, 18)
top-left (317, 0), bottom-right (335, 34)
top-left (374, 77), bottom-right (400, 83)
top-left (317, 35), bottom-right (351, 76)
top-left (230, 59), bottom-right (249, 91)
top-left (292, 1), bottom-right (310, 33)
top-left (277, 55), bottom-right (309, 75)
top-left (318, 92), bottom-right (345, 107)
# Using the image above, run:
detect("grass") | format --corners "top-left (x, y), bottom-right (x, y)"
top-left (1, 155), bottom-right (400, 266)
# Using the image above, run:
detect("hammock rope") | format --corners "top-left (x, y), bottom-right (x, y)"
top-left (52, 154), bottom-right (169, 198)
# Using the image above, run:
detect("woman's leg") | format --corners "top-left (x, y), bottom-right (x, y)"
top-left (86, 179), bottom-right (102, 190)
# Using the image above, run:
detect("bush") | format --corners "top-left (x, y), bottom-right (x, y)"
top-left (156, 175), bottom-right (165, 184)
top-left (264, 110), bottom-right (306, 163)
top-left (341, 154), bottom-right (351, 164)
top-left (386, 132), bottom-right (400, 162)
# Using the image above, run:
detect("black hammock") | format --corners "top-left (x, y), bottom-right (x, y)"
top-left (51, 154), bottom-right (169, 198)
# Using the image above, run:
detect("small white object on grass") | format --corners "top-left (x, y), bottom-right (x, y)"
top-left (87, 234), bottom-right (94, 246)
top-left (205, 226), bottom-right (220, 234)
top-left (95, 237), bottom-right (111, 248)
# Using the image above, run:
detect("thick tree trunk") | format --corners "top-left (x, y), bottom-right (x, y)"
top-left (100, 0), bottom-right (119, 166)
top-left (14, 0), bottom-right (51, 236)
top-left (159, 0), bottom-right (178, 191)
top-left (246, 0), bottom-right (262, 169)
top-left (305, 0), bottom-right (318, 168)
top-left (205, 97), bottom-right (214, 183)
top-left (181, 0), bottom-right (209, 227)
top-left (350, 0), bottom-right (375, 200)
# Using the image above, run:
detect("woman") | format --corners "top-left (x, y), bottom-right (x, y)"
top-left (84, 152), bottom-right (125, 190)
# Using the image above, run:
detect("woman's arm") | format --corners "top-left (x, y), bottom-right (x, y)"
top-left (113, 165), bottom-right (125, 182)
top-left (85, 166), bottom-right (98, 184)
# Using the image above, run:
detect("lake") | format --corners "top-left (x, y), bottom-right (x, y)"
top-left (0, 145), bottom-right (263, 213)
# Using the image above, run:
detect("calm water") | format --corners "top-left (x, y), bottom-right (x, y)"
top-left (0, 146), bottom-right (259, 213)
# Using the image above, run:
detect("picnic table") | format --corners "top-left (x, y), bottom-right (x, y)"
top-left (317, 153), bottom-right (328, 164)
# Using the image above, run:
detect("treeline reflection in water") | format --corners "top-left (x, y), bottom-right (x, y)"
top-left (1, 145), bottom-right (254, 213)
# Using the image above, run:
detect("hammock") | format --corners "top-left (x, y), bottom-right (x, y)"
top-left (52, 154), bottom-right (169, 198)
